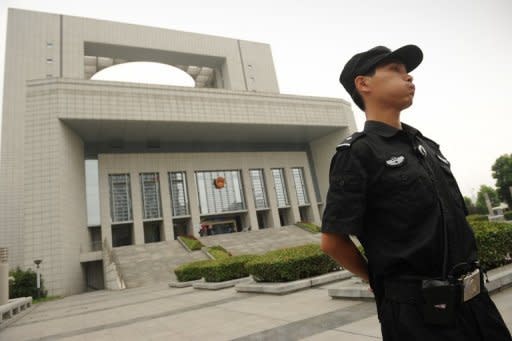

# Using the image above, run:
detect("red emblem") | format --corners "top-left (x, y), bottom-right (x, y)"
top-left (214, 176), bottom-right (225, 189)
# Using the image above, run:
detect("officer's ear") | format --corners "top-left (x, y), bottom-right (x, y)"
top-left (354, 75), bottom-right (371, 95)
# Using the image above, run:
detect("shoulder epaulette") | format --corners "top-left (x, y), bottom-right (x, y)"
top-left (420, 135), bottom-right (440, 149)
top-left (336, 132), bottom-right (366, 151)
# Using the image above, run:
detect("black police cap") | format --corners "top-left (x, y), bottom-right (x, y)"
top-left (339, 45), bottom-right (423, 110)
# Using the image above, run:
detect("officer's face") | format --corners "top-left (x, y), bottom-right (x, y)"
top-left (366, 61), bottom-right (415, 110)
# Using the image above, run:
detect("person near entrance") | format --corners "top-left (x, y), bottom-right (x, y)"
top-left (320, 44), bottom-right (511, 340)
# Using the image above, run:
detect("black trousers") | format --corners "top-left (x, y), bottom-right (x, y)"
top-left (378, 280), bottom-right (512, 341)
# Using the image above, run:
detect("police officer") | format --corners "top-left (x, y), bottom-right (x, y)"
top-left (320, 45), bottom-right (512, 340)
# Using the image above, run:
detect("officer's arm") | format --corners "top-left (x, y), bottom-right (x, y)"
top-left (321, 232), bottom-right (369, 282)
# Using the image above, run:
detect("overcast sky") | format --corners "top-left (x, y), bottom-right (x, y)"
top-left (0, 0), bottom-right (511, 200)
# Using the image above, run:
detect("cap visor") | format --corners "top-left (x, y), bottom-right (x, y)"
top-left (387, 45), bottom-right (423, 72)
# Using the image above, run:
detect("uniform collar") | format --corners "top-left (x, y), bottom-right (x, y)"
top-left (363, 120), bottom-right (422, 138)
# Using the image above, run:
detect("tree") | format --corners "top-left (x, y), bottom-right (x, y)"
top-left (463, 196), bottom-right (478, 215)
top-left (492, 154), bottom-right (512, 208)
top-left (475, 185), bottom-right (500, 214)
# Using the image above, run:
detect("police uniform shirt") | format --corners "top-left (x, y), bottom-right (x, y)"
top-left (321, 120), bottom-right (478, 298)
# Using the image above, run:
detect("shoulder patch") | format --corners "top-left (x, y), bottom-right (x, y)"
top-left (336, 132), bottom-right (366, 151)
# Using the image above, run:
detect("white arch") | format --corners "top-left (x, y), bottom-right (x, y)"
top-left (91, 61), bottom-right (195, 87)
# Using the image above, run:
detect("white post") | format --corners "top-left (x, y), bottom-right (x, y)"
top-left (0, 248), bottom-right (8, 305)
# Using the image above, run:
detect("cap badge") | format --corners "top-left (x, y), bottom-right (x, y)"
top-left (385, 155), bottom-right (405, 167)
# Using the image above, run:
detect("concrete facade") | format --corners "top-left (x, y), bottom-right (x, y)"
top-left (0, 8), bottom-right (357, 296)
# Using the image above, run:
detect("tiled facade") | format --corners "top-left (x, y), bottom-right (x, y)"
top-left (0, 8), bottom-right (357, 296)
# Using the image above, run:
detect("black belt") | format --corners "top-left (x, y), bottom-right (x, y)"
top-left (383, 268), bottom-right (486, 305)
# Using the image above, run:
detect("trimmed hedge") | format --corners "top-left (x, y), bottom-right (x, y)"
top-left (295, 221), bottom-right (321, 234)
top-left (201, 255), bottom-right (258, 282)
top-left (174, 259), bottom-right (212, 282)
top-left (245, 244), bottom-right (340, 282)
top-left (208, 245), bottom-right (232, 260)
top-left (469, 220), bottom-right (512, 271)
top-left (467, 214), bottom-right (488, 223)
top-left (178, 235), bottom-right (204, 251)
top-left (504, 211), bottom-right (512, 221)
top-left (174, 254), bottom-right (257, 282)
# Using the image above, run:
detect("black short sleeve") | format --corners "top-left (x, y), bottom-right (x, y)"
top-left (321, 149), bottom-right (367, 237)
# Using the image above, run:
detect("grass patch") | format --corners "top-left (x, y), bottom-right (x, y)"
top-left (33, 295), bottom-right (62, 304)
top-left (178, 235), bottom-right (204, 251)
top-left (295, 221), bottom-right (321, 233)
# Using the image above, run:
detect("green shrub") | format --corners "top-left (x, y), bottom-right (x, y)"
top-left (208, 245), bottom-right (232, 260)
top-left (174, 259), bottom-right (213, 282)
top-left (9, 267), bottom-right (47, 299)
top-left (295, 221), bottom-right (321, 233)
top-left (178, 235), bottom-right (204, 251)
top-left (200, 255), bottom-right (258, 282)
top-left (466, 214), bottom-right (488, 223)
top-left (504, 211), bottom-right (512, 221)
top-left (245, 244), bottom-right (340, 282)
top-left (469, 221), bottom-right (512, 271)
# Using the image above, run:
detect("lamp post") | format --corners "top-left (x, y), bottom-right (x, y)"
top-left (34, 259), bottom-right (42, 298)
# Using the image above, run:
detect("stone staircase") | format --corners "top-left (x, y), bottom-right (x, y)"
top-left (111, 240), bottom-right (209, 288)
top-left (111, 225), bottom-right (321, 288)
top-left (198, 224), bottom-right (321, 256)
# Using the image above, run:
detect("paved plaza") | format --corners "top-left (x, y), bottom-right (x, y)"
top-left (1, 280), bottom-right (510, 340)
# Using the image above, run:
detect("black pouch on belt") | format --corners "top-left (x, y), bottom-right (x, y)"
top-left (421, 279), bottom-right (462, 326)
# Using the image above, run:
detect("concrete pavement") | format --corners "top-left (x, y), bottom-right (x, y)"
top-left (0, 281), bottom-right (510, 340)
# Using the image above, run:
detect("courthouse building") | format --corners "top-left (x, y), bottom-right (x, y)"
top-left (0, 8), bottom-right (357, 295)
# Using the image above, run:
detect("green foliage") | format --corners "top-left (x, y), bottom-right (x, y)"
top-left (475, 185), bottom-right (500, 214)
top-left (208, 245), bottom-right (232, 260)
top-left (505, 211), bottom-right (512, 221)
top-left (245, 244), bottom-right (341, 282)
top-left (295, 221), bottom-right (321, 233)
top-left (492, 154), bottom-right (512, 208)
top-left (178, 235), bottom-right (204, 251)
top-left (463, 196), bottom-right (478, 215)
top-left (468, 220), bottom-right (512, 271)
top-left (466, 214), bottom-right (488, 223)
top-left (174, 259), bottom-right (213, 282)
top-left (357, 244), bottom-right (366, 260)
top-left (201, 255), bottom-right (258, 282)
top-left (33, 295), bottom-right (62, 304)
top-left (9, 267), bottom-right (47, 299)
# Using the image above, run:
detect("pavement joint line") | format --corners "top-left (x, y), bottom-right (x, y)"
top-left (231, 301), bottom-right (377, 341)
top-left (327, 328), bottom-right (382, 339)
top-left (10, 287), bottom-right (213, 327)
top-left (19, 288), bottom-right (193, 311)
top-left (21, 292), bottom-right (256, 341)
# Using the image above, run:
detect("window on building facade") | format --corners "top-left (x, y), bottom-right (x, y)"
top-left (249, 169), bottom-right (268, 209)
top-left (109, 174), bottom-right (132, 222)
top-left (140, 173), bottom-right (162, 219)
top-left (292, 167), bottom-right (309, 205)
top-left (271, 168), bottom-right (289, 207)
top-left (195, 170), bottom-right (245, 215)
top-left (169, 171), bottom-right (190, 217)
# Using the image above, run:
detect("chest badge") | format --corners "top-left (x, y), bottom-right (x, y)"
top-left (385, 155), bottom-right (406, 167)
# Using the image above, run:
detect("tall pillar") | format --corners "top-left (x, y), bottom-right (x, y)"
top-left (303, 166), bottom-right (322, 225)
top-left (284, 168), bottom-right (301, 224)
top-left (159, 171), bottom-right (173, 241)
top-left (186, 169), bottom-right (201, 238)
top-left (0, 248), bottom-right (8, 305)
top-left (241, 168), bottom-right (259, 230)
top-left (130, 172), bottom-right (145, 245)
top-left (264, 168), bottom-right (282, 228)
